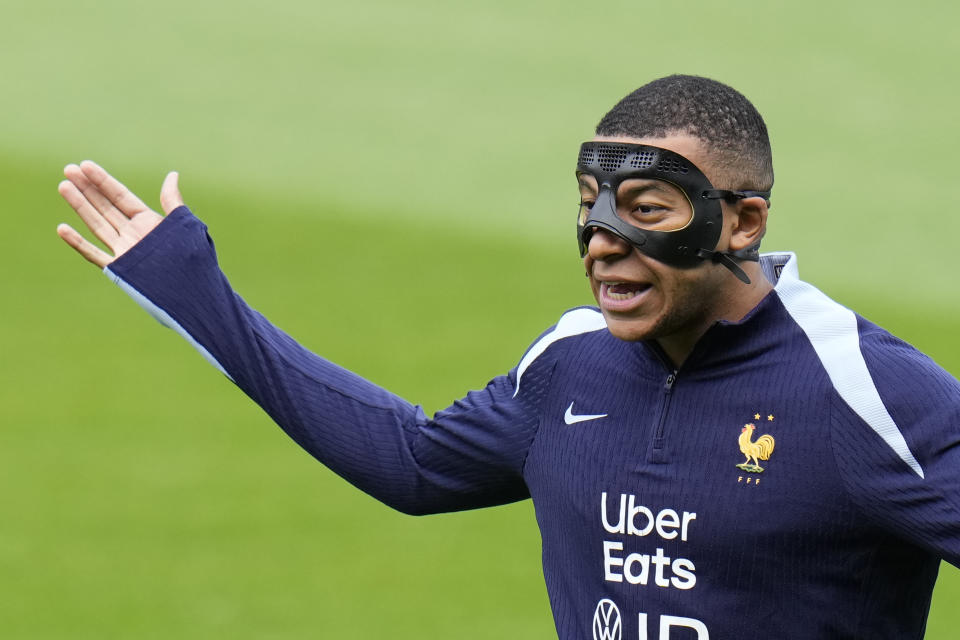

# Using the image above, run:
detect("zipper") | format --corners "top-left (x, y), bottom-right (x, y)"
top-left (648, 370), bottom-right (677, 464)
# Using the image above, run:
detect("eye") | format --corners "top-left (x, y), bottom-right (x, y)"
top-left (618, 200), bottom-right (684, 230)
top-left (630, 203), bottom-right (666, 219)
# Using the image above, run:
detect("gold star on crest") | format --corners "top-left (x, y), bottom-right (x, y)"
top-left (768, 414), bottom-right (775, 421)
top-left (754, 413), bottom-right (761, 420)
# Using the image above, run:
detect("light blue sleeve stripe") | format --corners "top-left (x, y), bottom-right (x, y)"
top-left (772, 253), bottom-right (924, 478)
top-left (104, 266), bottom-right (234, 381)
top-left (514, 307), bottom-right (606, 397)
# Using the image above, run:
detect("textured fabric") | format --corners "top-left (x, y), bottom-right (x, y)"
top-left (106, 207), bottom-right (960, 639)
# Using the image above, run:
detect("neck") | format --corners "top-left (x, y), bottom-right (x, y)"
top-left (656, 262), bottom-right (773, 368)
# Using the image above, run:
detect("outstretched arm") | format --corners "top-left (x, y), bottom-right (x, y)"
top-left (54, 165), bottom-right (548, 514)
top-left (56, 161), bottom-right (183, 267)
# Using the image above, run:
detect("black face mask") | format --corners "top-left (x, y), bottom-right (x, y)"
top-left (576, 141), bottom-right (769, 284)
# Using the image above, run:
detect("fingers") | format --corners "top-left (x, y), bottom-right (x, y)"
top-left (56, 223), bottom-right (113, 268)
top-left (159, 171), bottom-right (184, 215)
top-left (77, 160), bottom-right (150, 217)
top-left (57, 161), bottom-right (179, 268)
top-left (58, 177), bottom-right (121, 248)
top-left (62, 163), bottom-right (130, 234)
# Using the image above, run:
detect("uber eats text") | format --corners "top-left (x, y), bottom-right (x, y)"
top-left (601, 492), bottom-right (697, 590)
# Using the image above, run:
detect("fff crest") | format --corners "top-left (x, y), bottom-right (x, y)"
top-left (736, 413), bottom-right (775, 473)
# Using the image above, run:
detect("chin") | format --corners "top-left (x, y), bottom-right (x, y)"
top-left (601, 313), bottom-right (659, 342)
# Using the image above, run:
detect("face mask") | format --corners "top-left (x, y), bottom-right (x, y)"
top-left (576, 141), bottom-right (769, 284)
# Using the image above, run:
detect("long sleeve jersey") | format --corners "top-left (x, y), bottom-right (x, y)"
top-left (105, 207), bottom-right (960, 639)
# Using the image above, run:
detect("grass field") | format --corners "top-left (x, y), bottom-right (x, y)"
top-left (4, 0), bottom-right (960, 637)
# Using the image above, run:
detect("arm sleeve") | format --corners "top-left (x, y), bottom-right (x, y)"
top-left (831, 323), bottom-right (960, 566)
top-left (104, 207), bottom-right (554, 515)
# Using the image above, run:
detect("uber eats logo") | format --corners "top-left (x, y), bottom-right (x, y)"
top-left (600, 492), bottom-right (697, 589)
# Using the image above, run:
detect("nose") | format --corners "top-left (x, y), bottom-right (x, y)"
top-left (586, 226), bottom-right (632, 262)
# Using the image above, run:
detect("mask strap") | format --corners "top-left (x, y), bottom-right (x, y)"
top-left (695, 248), bottom-right (754, 285)
top-left (698, 189), bottom-right (770, 284)
top-left (702, 189), bottom-right (771, 205)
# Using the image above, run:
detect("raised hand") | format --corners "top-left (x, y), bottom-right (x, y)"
top-left (57, 161), bottom-right (184, 268)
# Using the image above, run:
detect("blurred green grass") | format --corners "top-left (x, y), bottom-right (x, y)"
top-left (4, 0), bottom-right (960, 637)
top-left (5, 159), bottom-right (574, 638)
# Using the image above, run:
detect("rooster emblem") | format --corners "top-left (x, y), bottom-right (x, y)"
top-left (736, 423), bottom-right (775, 473)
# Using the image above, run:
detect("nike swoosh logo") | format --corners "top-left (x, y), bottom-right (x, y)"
top-left (564, 402), bottom-right (608, 425)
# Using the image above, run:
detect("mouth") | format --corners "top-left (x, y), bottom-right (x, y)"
top-left (598, 280), bottom-right (652, 311)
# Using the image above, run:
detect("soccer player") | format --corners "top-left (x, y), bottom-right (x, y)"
top-left (56, 75), bottom-right (960, 638)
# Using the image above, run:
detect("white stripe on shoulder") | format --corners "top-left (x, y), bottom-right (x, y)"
top-left (104, 266), bottom-right (234, 381)
top-left (514, 307), bottom-right (606, 397)
top-left (772, 253), bottom-right (924, 478)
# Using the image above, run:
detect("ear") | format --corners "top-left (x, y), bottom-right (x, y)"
top-left (727, 196), bottom-right (768, 252)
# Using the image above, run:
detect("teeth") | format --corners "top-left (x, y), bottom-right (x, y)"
top-left (603, 281), bottom-right (649, 302)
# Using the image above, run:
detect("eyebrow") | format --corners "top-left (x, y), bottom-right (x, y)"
top-left (577, 176), bottom-right (679, 199)
top-left (618, 181), bottom-right (678, 198)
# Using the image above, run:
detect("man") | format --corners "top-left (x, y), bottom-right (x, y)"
top-left (57, 75), bottom-right (960, 638)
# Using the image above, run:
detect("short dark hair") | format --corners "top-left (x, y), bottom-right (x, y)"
top-left (595, 75), bottom-right (774, 191)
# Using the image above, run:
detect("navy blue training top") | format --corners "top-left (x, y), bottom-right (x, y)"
top-left (105, 207), bottom-right (960, 639)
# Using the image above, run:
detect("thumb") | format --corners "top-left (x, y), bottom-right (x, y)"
top-left (159, 171), bottom-right (185, 214)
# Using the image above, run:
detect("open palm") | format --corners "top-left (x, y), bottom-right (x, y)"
top-left (57, 161), bottom-right (184, 268)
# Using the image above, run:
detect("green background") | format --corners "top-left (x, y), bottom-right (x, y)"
top-left (4, 0), bottom-right (959, 636)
